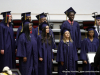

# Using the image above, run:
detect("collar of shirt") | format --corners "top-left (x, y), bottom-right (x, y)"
top-left (68, 19), bottom-right (74, 25)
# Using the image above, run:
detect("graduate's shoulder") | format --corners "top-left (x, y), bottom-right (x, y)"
top-left (19, 33), bottom-right (26, 40)
top-left (62, 21), bottom-right (68, 24)
top-left (94, 38), bottom-right (99, 42)
top-left (0, 22), bottom-right (5, 27)
top-left (82, 38), bottom-right (88, 42)
top-left (59, 40), bottom-right (65, 44)
top-left (74, 21), bottom-right (79, 26)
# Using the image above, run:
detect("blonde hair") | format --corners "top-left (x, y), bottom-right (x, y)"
top-left (63, 31), bottom-right (73, 43)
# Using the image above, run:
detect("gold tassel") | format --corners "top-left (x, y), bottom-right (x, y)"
top-left (25, 14), bottom-right (26, 20)
top-left (59, 32), bottom-right (61, 42)
top-left (5, 13), bottom-right (7, 23)
top-left (21, 22), bottom-right (23, 32)
top-left (38, 15), bottom-right (40, 35)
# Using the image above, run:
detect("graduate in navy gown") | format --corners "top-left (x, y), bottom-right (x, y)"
top-left (56, 28), bottom-right (78, 75)
top-left (16, 23), bottom-right (38, 75)
top-left (35, 12), bottom-right (56, 49)
top-left (80, 26), bottom-right (99, 75)
top-left (38, 22), bottom-right (54, 75)
top-left (0, 11), bottom-right (16, 72)
top-left (61, 7), bottom-right (81, 49)
top-left (16, 12), bottom-right (35, 47)
top-left (93, 15), bottom-right (100, 39)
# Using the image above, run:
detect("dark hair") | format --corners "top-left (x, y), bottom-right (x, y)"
top-left (21, 17), bottom-right (24, 21)
top-left (41, 27), bottom-right (51, 46)
top-left (18, 24), bottom-right (31, 41)
top-left (67, 11), bottom-right (75, 17)
top-left (87, 30), bottom-right (95, 38)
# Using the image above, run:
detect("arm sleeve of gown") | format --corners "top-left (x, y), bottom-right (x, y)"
top-left (16, 34), bottom-right (26, 57)
top-left (56, 41), bottom-right (64, 62)
top-left (60, 23), bottom-right (64, 40)
top-left (94, 46), bottom-right (100, 67)
top-left (16, 27), bottom-right (21, 47)
top-left (34, 27), bottom-right (38, 39)
top-left (38, 35), bottom-right (43, 58)
top-left (50, 29), bottom-right (57, 49)
top-left (80, 40), bottom-right (87, 61)
top-left (51, 36), bottom-right (54, 59)
top-left (33, 40), bottom-right (38, 75)
top-left (76, 23), bottom-right (81, 49)
top-left (0, 25), bottom-right (4, 50)
top-left (94, 30), bottom-right (98, 39)
top-left (73, 42), bottom-right (78, 61)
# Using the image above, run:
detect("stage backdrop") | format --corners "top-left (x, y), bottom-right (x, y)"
top-left (0, 0), bottom-right (100, 20)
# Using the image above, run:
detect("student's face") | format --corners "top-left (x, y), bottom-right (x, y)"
top-left (27, 16), bottom-right (31, 22)
top-left (46, 26), bottom-right (49, 33)
top-left (88, 30), bottom-right (94, 37)
top-left (97, 19), bottom-right (100, 26)
top-left (40, 17), bottom-right (47, 23)
top-left (8, 15), bottom-right (12, 23)
top-left (64, 31), bottom-right (70, 38)
top-left (68, 12), bottom-right (75, 21)
top-left (29, 23), bottom-right (32, 31)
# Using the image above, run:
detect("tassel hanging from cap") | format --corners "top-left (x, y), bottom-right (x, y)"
top-left (38, 15), bottom-right (40, 35)
top-left (21, 22), bottom-right (23, 32)
top-left (25, 14), bottom-right (26, 20)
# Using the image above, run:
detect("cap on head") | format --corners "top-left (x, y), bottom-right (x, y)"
top-left (92, 15), bottom-right (100, 19)
top-left (64, 7), bottom-right (76, 16)
top-left (36, 12), bottom-right (47, 20)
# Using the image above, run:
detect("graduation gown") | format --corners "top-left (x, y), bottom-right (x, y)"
top-left (38, 34), bottom-right (54, 75)
top-left (80, 38), bottom-right (99, 75)
top-left (16, 33), bottom-right (38, 75)
top-left (94, 30), bottom-right (98, 39)
top-left (61, 21), bottom-right (81, 49)
top-left (0, 21), bottom-right (16, 72)
top-left (56, 40), bottom-right (78, 75)
top-left (35, 27), bottom-right (57, 49)
top-left (16, 21), bottom-right (35, 47)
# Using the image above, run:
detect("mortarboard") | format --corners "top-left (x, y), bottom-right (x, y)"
top-left (86, 26), bottom-right (95, 31)
top-left (1, 11), bottom-right (11, 23)
top-left (64, 7), bottom-right (76, 20)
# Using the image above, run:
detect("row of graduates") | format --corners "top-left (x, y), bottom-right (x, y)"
top-left (0, 7), bottom-right (100, 75)
top-left (0, 11), bottom-right (56, 75)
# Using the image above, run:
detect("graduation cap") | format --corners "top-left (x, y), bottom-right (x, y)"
top-left (39, 21), bottom-right (48, 30)
top-left (36, 12), bottom-right (47, 35)
top-left (21, 12), bottom-right (31, 21)
top-left (86, 26), bottom-right (95, 31)
top-left (20, 12), bottom-right (31, 32)
top-left (1, 11), bottom-right (11, 23)
top-left (92, 15), bottom-right (100, 26)
top-left (85, 26), bottom-right (95, 38)
top-left (36, 12), bottom-right (47, 20)
top-left (61, 28), bottom-right (70, 35)
top-left (92, 15), bottom-right (100, 19)
top-left (64, 7), bottom-right (76, 20)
